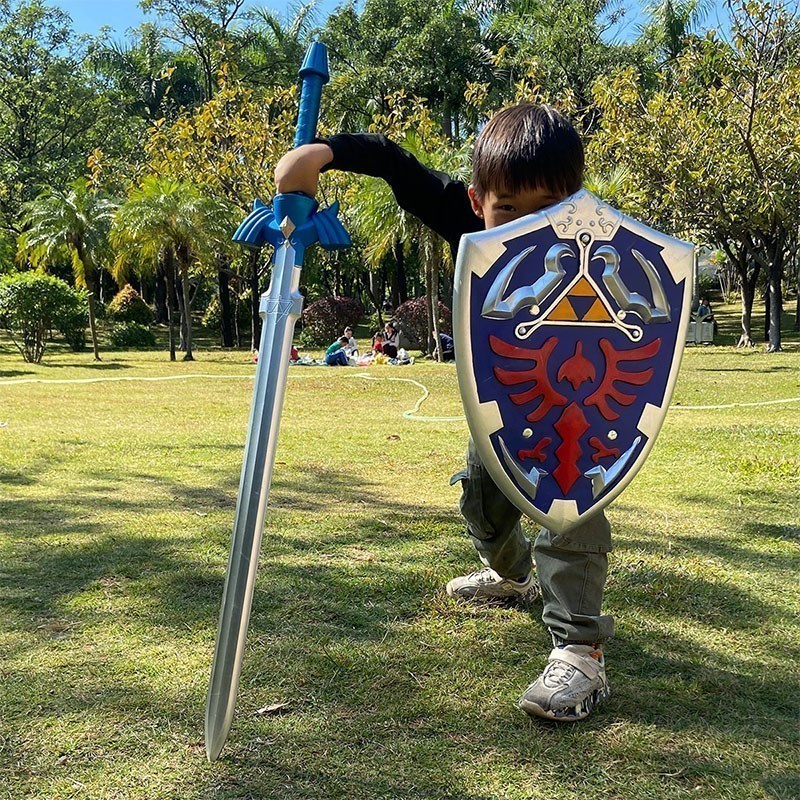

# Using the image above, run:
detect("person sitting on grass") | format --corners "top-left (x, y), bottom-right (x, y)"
top-left (275, 103), bottom-right (612, 724)
top-left (383, 322), bottom-right (400, 358)
top-left (324, 335), bottom-right (350, 366)
top-left (343, 326), bottom-right (359, 357)
top-left (371, 330), bottom-right (385, 354)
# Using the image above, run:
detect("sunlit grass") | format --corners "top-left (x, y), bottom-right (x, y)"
top-left (0, 309), bottom-right (798, 800)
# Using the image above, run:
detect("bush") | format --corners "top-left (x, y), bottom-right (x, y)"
top-left (202, 292), bottom-right (252, 339)
top-left (393, 297), bottom-right (452, 350)
top-left (61, 309), bottom-right (87, 351)
top-left (110, 322), bottom-right (157, 349)
top-left (697, 272), bottom-right (720, 300)
top-left (107, 284), bottom-right (153, 324)
top-left (0, 271), bottom-right (87, 363)
top-left (301, 295), bottom-right (364, 346)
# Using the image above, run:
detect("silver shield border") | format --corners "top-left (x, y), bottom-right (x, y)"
top-left (453, 189), bottom-right (695, 534)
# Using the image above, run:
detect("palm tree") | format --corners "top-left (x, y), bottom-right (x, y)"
top-left (112, 176), bottom-right (234, 361)
top-left (642, 0), bottom-right (712, 63)
top-left (238, 2), bottom-right (319, 88)
top-left (18, 180), bottom-right (117, 360)
top-left (349, 133), bottom-right (470, 359)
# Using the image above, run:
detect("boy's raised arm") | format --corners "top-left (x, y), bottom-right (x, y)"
top-left (275, 133), bottom-right (480, 253)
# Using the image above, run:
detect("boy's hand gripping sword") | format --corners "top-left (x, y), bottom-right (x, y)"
top-left (205, 42), bottom-right (349, 762)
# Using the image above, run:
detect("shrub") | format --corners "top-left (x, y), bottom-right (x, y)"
top-left (0, 271), bottom-right (87, 363)
top-left (110, 322), bottom-right (157, 349)
top-left (107, 284), bottom-right (153, 324)
top-left (202, 292), bottom-right (252, 339)
top-left (301, 295), bottom-right (364, 346)
top-left (61, 309), bottom-right (87, 351)
top-left (393, 297), bottom-right (452, 350)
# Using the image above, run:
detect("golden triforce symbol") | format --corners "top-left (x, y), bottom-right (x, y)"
top-left (545, 278), bottom-right (614, 324)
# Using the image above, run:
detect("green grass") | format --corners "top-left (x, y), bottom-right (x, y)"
top-left (0, 307), bottom-right (798, 800)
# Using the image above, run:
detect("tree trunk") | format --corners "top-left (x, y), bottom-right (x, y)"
top-left (763, 286), bottom-right (770, 343)
top-left (364, 268), bottom-right (384, 328)
top-left (424, 259), bottom-right (435, 356)
top-left (177, 250), bottom-right (194, 361)
top-left (431, 259), bottom-right (442, 362)
top-left (766, 264), bottom-right (783, 352)
top-left (795, 259), bottom-right (800, 332)
top-left (217, 256), bottom-right (234, 348)
top-left (155, 254), bottom-right (169, 324)
top-left (83, 269), bottom-right (101, 361)
top-left (248, 248), bottom-right (262, 350)
top-left (164, 248), bottom-right (177, 361)
top-left (739, 278), bottom-right (756, 348)
top-left (392, 241), bottom-right (408, 308)
top-left (86, 287), bottom-right (101, 362)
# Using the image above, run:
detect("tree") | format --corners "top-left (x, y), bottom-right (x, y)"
top-left (17, 179), bottom-right (116, 360)
top-left (139, 0), bottom-right (249, 100)
top-left (92, 23), bottom-right (203, 121)
top-left (143, 79), bottom-right (297, 347)
top-left (0, 1), bottom-right (127, 236)
top-left (589, 0), bottom-right (800, 350)
top-left (112, 176), bottom-right (235, 361)
top-left (0, 271), bottom-right (87, 363)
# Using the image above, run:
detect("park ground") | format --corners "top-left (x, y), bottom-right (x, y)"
top-left (0, 306), bottom-right (798, 800)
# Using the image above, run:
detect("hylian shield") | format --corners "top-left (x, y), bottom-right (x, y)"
top-left (454, 189), bottom-right (694, 534)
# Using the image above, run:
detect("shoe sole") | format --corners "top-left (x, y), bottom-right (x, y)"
top-left (446, 586), bottom-right (540, 607)
top-left (518, 686), bottom-right (610, 722)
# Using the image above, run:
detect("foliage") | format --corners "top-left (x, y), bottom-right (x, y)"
top-left (201, 290), bottom-right (252, 332)
top-left (589, 1), bottom-right (800, 349)
top-left (17, 178), bottom-right (117, 359)
top-left (393, 296), bottom-right (451, 349)
top-left (107, 284), bottom-right (154, 325)
top-left (0, 0), bottom-right (129, 233)
top-left (301, 295), bottom-right (365, 346)
top-left (0, 270), bottom-right (87, 362)
top-left (109, 321), bottom-right (157, 349)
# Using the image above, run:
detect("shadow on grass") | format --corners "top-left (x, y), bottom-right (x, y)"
top-left (3, 457), bottom-right (800, 798)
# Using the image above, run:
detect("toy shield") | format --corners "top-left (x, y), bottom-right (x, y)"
top-left (454, 189), bottom-right (694, 534)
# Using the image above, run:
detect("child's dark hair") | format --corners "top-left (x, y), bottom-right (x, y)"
top-left (471, 104), bottom-right (584, 199)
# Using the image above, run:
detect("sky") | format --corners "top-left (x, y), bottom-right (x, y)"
top-left (56, 0), bottom-right (732, 43)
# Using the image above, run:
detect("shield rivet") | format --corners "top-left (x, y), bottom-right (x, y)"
top-left (608, 430), bottom-right (618, 440)
top-left (579, 231), bottom-right (591, 245)
top-left (523, 428), bottom-right (533, 438)
top-left (530, 305), bottom-right (540, 316)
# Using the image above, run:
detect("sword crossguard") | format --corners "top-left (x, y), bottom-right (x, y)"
top-left (232, 195), bottom-right (350, 252)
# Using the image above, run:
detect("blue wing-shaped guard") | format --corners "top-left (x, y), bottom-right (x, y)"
top-left (233, 197), bottom-right (350, 252)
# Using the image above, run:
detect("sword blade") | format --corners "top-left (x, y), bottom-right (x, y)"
top-left (205, 241), bottom-right (302, 761)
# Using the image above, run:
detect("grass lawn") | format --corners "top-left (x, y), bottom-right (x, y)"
top-left (0, 306), bottom-right (798, 800)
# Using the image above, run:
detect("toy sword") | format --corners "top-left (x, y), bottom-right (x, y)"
top-left (205, 41), bottom-right (349, 762)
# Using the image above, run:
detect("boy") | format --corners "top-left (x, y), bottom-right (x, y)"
top-left (276, 104), bottom-right (613, 722)
top-left (324, 335), bottom-right (350, 366)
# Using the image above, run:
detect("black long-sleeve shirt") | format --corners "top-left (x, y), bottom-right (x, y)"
top-left (322, 133), bottom-right (483, 258)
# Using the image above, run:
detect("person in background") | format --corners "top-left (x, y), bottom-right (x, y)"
top-left (343, 326), bottom-right (359, 357)
top-left (383, 322), bottom-right (400, 358)
top-left (436, 332), bottom-right (455, 361)
top-left (324, 335), bottom-right (350, 366)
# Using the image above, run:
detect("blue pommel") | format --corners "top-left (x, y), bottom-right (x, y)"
top-left (299, 41), bottom-right (330, 83)
top-left (294, 42), bottom-right (329, 148)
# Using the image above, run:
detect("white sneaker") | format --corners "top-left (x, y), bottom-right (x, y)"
top-left (445, 567), bottom-right (539, 605)
top-left (519, 644), bottom-right (610, 721)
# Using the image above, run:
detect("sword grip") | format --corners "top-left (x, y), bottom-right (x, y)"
top-left (294, 42), bottom-right (330, 148)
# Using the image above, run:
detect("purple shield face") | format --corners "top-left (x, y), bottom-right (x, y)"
top-left (454, 190), bottom-right (694, 533)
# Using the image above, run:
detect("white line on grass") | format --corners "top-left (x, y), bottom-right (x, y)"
top-left (2, 372), bottom-right (799, 420)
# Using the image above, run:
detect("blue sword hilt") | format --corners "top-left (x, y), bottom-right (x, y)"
top-left (295, 42), bottom-right (329, 148)
top-left (232, 41), bottom-right (350, 253)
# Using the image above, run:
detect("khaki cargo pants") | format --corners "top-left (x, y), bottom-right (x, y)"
top-left (451, 439), bottom-right (615, 644)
